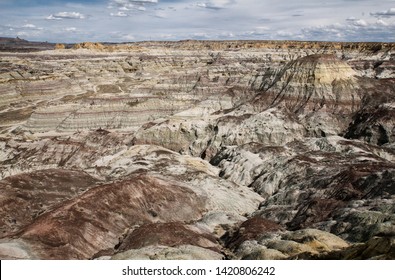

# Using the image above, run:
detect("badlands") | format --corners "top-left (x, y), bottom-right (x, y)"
top-left (0, 38), bottom-right (394, 259)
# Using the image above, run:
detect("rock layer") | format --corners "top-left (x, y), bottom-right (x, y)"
top-left (0, 40), bottom-right (394, 259)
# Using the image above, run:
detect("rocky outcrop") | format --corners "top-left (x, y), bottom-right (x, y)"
top-left (1, 173), bottom-right (208, 259)
top-left (110, 245), bottom-right (223, 260)
top-left (318, 236), bottom-right (395, 260)
top-left (0, 169), bottom-right (98, 238)
top-left (0, 129), bottom-right (130, 179)
top-left (116, 222), bottom-right (220, 253)
top-left (233, 227), bottom-right (350, 260)
top-left (211, 136), bottom-right (395, 244)
top-left (54, 44), bottom-right (65, 50)
top-left (345, 103), bottom-right (395, 146)
top-left (23, 97), bottom-right (193, 132)
top-left (134, 106), bottom-right (306, 159)
top-left (73, 42), bottom-right (105, 51)
top-left (249, 54), bottom-right (364, 138)
top-left (252, 54), bottom-right (359, 113)
top-left (0, 144), bottom-right (261, 259)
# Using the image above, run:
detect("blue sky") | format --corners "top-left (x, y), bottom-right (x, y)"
top-left (0, 0), bottom-right (394, 42)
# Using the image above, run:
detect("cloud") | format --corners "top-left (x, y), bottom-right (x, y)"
top-left (121, 34), bottom-right (136, 41)
top-left (376, 19), bottom-right (388, 26)
top-left (64, 27), bottom-right (78, 32)
top-left (190, 32), bottom-right (210, 39)
top-left (46, 12), bottom-right (86, 20)
top-left (22, 24), bottom-right (43, 30)
top-left (113, 0), bottom-right (158, 4)
top-left (370, 7), bottom-right (395, 17)
top-left (346, 17), bottom-right (368, 27)
top-left (1, 23), bottom-right (43, 31)
top-left (196, 3), bottom-right (221, 10)
top-left (276, 30), bottom-right (297, 38)
top-left (0, 23), bottom-right (45, 39)
top-left (153, 11), bottom-right (167, 18)
top-left (110, 11), bottom-right (128, 17)
top-left (299, 19), bottom-right (395, 42)
top-left (109, 0), bottom-right (158, 9)
top-left (108, 0), bottom-right (157, 16)
top-left (196, 0), bottom-right (235, 10)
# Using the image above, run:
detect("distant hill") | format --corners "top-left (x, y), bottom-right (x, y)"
top-left (0, 37), bottom-right (56, 52)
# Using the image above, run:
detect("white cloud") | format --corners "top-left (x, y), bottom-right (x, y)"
top-left (22, 24), bottom-right (40, 29)
top-left (121, 34), bottom-right (136, 41)
top-left (370, 7), bottom-right (395, 17)
top-left (112, 0), bottom-right (158, 4)
top-left (300, 19), bottom-right (395, 42)
top-left (156, 33), bottom-right (176, 39)
top-left (376, 19), bottom-right (388, 26)
top-left (16, 31), bottom-right (29, 37)
top-left (110, 11), bottom-right (128, 17)
top-left (108, 0), bottom-right (156, 16)
top-left (346, 18), bottom-right (368, 27)
top-left (153, 10), bottom-right (168, 18)
top-left (46, 12), bottom-right (86, 20)
top-left (277, 30), bottom-right (296, 37)
top-left (0, 23), bottom-right (45, 39)
top-left (64, 27), bottom-right (78, 32)
top-left (2, 23), bottom-right (44, 31)
top-left (109, 0), bottom-right (158, 9)
top-left (191, 32), bottom-right (210, 39)
top-left (196, 0), bottom-right (235, 10)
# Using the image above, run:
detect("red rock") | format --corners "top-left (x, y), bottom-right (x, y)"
top-left (117, 222), bottom-right (221, 253)
top-left (11, 174), bottom-right (206, 259)
top-left (225, 217), bottom-right (283, 249)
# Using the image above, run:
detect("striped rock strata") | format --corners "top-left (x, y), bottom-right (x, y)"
top-left (0, 40), bottom-right (394, 259)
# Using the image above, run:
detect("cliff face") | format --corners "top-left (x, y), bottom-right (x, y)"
top-left (0, 40), bottom-right (394, 260)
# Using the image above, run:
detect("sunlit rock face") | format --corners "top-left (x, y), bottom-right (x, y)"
top-left (252, 54), bottom-right (359, 112)
top-left (0, 40), bottom-right (394, 259)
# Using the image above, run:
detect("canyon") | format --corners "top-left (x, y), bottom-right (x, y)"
top-left (0, 39), bottom-right (394, 259)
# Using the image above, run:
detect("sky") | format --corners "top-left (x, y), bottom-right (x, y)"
top-left (0, 0), bottom-right (394, 42)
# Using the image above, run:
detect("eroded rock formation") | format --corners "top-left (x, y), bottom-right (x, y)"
top-left (0, 39), bottom-right (394, 259)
